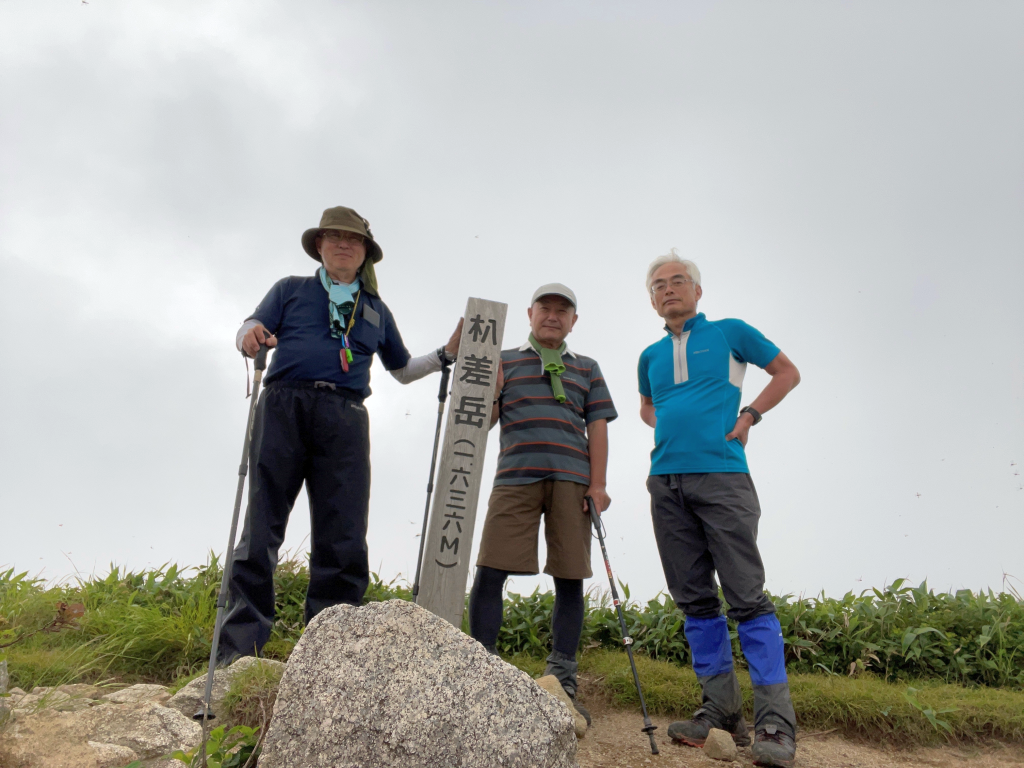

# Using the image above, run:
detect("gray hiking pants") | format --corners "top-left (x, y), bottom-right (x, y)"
top-left (647, 473), bottom-right (774, 623)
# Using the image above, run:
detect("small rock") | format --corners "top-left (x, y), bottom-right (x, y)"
top-left (704, 727), bottom-right (738, 761)
top-left (7, 687), bottom-right (26, 697)
top-left (102, 683), bottom-right (171, 705)
top-left (165, 656), bottom-right (285, 719)
top-left (536, 674), bottom-right (587, 738)
top-left (87, 740), bottom-right (140, 766)
top-left (30, 686), bottom-right (50, 695)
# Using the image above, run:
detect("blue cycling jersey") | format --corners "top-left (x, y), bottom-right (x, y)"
top-left (638, 313), bottom-right (780, 474)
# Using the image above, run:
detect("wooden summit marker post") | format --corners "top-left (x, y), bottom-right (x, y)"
top-left (416, 297), bottom-right (507, 627)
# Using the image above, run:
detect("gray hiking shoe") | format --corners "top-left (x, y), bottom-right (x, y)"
top-left (543, 651), bottom-right (591, 726)
top-left (569, 697), bottom-right (592, 727)
top-left (751, 724), bottom-right (796, 767)
top-left (667, 711), bottom-right (751, 748)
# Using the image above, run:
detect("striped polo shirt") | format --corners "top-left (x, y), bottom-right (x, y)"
top-left (494, 341), bottom-right (618, 487)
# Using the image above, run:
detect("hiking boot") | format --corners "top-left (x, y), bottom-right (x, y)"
top-left (542, 651), bottom-right (591, 726)
top-left (667, 711), bottom-right (751, 748)
top-left (569, 696), bottom-right (592, 727)
top-left (752, 724), bottom-right (796, 767)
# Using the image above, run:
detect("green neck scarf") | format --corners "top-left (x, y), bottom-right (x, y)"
top-left (529, 333), bottom-right (567, 403)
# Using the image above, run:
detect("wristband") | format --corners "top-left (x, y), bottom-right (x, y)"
top-left (739, 406), bottom-right (762, 425)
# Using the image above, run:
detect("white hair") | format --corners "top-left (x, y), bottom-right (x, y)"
top-left (646, 248), bottom-right (701, 293)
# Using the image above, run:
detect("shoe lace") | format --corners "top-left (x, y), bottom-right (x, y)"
top-left (757, 725), bottom-right (786, 745)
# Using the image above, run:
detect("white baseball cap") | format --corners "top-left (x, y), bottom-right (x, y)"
top-left (531, 282), bottom-right (577, 309)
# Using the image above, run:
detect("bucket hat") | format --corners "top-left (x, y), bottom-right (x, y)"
top-left (301, 206), bottom-right (383, 264)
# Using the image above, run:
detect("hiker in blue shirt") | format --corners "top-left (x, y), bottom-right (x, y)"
top-left (220, 206), bottom-right (462, 664)
top-left (637, 250), bottom-right (801, 768)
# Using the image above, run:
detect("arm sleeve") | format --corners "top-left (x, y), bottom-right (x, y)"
top-left (249, 279), bottom-right (287, 335)
top-left (235, 319), bottom-right (263, 352)
top-left (236, 279), bottom-right (287, 351)
top-left (638, 349), bottom-right (652, 398)
top-left (377, 302), bottom-right (413, 372)
top-left (389, 349), bottom-right (444, 384)
top-left (584, 360), bottom-right (618, 424)
top-left (719, 319), bottom-right (781, 369)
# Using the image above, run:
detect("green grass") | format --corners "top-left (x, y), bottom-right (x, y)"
top-left (3, 559), bottom-right (1024, 747)
top-left (567, 649), bottom-right (1024, 745)
top-left (495, 578), bottom-right (1024, 689)
top-left (223, 658), bottom-right (285, 729)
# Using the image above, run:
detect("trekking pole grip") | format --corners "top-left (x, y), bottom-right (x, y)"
top-left (585, 495), bottom-right (600, 526)
top-left (438, 360), bottom-right (451, 403)
top-left (254, 343), bottom-right (270, 372)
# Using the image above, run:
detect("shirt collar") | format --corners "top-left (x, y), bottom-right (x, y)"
top-left (519, 340), bottom-right (576, 358)
top-left (664, 312), bottom-right (706, 337)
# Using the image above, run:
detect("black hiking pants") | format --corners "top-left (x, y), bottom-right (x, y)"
top-left (647, 472), bottom-right (774, 623)
top-left (218, 381), bottom-right (371, 662)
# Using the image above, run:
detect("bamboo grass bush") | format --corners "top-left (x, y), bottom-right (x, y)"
top-left (2, 561), bottom-right (1023, 692)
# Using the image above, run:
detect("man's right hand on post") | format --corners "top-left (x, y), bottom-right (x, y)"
top-left (242, 324), bottom-right (278, 358)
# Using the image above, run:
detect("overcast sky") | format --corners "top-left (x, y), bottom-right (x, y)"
top-left (2, 1), bottom-right (1022, 604)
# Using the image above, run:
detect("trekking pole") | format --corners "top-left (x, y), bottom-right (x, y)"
top-left (586, 495), bottom-right (659, 755)
top-left (412, 358), bottom-right (452, 600)
top-left (193, 343), bottom-right (271, 762)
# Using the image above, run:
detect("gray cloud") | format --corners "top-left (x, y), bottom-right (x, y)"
top-left (2, 1), bottom-right (1022, 600)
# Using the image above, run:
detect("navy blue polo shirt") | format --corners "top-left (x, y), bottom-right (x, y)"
top-left (249, 272), bottom-right (411, 398)
top-left (638, 313), bottom-right (780, 475)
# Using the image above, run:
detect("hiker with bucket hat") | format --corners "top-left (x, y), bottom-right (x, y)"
top-left (468, 283), bottom-right (618, 725)
top-left (219, 206), bottom-right (462, 664)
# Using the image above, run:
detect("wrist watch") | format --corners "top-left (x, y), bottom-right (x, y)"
top-left (437, 346), bottom-right (457, 364)
top-left (739, 406), bottom-right (762, 425)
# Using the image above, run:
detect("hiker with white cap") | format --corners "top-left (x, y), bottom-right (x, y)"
top-left (219, 206), bottom-right (462, 664)
top-left (468, 283), bottom-right (618, 725)
top-left (638, 250), bottom-right (801, 767)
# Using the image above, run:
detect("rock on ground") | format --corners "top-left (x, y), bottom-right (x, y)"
top-left (0, 702), bottom-right (201, 768)
top-left (702, 727), bottom-right (738, 762)
top-left (58, 684), bottom-right (106, 700)
top-left (536, 674), bottom-right (587, 738)
top-left (260, 599), bottom-right (578, 768)
top-left (86, 741), bottom-right (140, 767)
top-left (165, 656), bottom-right (285, 720)
top-left (101, 683), bottom-right (171, 705)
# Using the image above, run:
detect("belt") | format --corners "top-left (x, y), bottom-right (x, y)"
top-left (266, 380), bottom-right (365, 403)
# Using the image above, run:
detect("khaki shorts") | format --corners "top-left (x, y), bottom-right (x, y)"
top-left (476, 480), bottom-right (593, 579)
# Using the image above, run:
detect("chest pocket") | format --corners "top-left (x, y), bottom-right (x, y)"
top-left (348, 303), bottom-right (383, 355)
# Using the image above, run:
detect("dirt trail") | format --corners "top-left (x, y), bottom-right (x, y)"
top-left (575, 689), bottom-right (1024, 768)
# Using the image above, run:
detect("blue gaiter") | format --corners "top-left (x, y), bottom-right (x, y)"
top-left (737, 613), bottom-right (788, 686)
top-left (684, 615), bottom-right (733, 678)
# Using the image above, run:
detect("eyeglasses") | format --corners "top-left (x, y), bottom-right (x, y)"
top-left (650, 277), bottom-right (694, 295)
top-left (320, 230), bottom-right (365, 244)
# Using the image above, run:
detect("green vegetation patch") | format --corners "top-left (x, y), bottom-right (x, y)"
top-left (569, 649), bottom-right (1024, 746)
top-left (224, 658), bottom-right (285, 729)
top-left (3, 560), bottom-right (1024, 748)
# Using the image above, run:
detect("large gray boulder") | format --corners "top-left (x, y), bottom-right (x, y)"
top-left (260, 600), bottom-right (578, 768)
